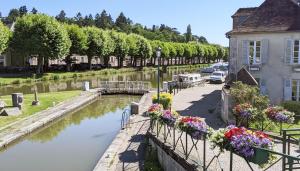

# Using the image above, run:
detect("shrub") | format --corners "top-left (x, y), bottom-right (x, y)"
top-left (41, 76), bottom-right (49, 81)
top-left (72, 73), bottom-right (78, 78)
top-left (25, 79), bottom-right (33, 83)
top-left (52, 75), bottom-right (60, 80)
top-left (281, 101), bottom-right (300, 122)
top-left (62, 76), bottom-right (67, 79)
top-left (12, 79), bottom-right (21, 84)
top-left (152, 93), bottom-right (173, 109)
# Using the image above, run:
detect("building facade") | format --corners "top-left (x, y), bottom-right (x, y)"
top-left (227, 0), bottom-right (300, 104)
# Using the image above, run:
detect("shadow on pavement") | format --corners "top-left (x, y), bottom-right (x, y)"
top-left (177, 89), bottom-right (226, 129)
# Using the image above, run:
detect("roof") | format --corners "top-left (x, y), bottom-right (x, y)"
top-left (226, 67), bottom-right (258, 86)
top-left (232, 7), bottom-right (257, 17)
top-left (228, 0), bottom-right (300, 35)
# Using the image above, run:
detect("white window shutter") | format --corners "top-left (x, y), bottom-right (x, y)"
top-left (260, 79), bottom-right (267, 95)
top-left (242, 40), bottom-right (249, 65)
top-left (284, 79), bottom-right (292, 101)
top-left (285, 39), bottom-right (293, 64)
top-left (261, 39), bottom-right (269, 64)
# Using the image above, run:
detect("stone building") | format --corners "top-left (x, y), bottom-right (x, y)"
top-left (227, 0), bottom-right (300, 104)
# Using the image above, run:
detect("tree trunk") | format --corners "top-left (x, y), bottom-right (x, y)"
top-left (104, 56), bottom-right (109, 67)
top-left (88, 56), bottom-right (92, 70)
top-left (37, 56), bottom-right (44, 74)
top-left (66, 55), bottom-right (72, 72)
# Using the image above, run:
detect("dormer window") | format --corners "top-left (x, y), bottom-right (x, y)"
top-left (249, 41), bottom-right (261, 64)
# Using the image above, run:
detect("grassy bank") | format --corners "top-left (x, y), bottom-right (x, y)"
top-left (0, 64), bottom-right (210, 86)
top-left (0, 90), bottom-right (82, 127)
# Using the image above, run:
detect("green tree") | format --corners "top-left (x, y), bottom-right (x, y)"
top-left (84, 27), bottom-right (114, 68)
top-left (110, 31), bottom-right (129, 67)
top-left (64, 24), bottom-right (88, 71)
top-left (10, 14), bottom-right (71, 74)
top-left (56, 10), bottom-right (67, 23)
top-left (0, 21), bottom-right (11, 54)
top-left (31, 8), bottom-right (38, 14)
top-left (95, 10), bottom-right (114, 29)
top-left (185, 24), bottom-right (192, 42)
top-left (4, 9), bottom-right (20, 24)
top-left (19, 6), bottom-right (28, 17)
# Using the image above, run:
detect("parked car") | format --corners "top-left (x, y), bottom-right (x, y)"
top-left (209, 71), bottom-right (226, 83)
top-left (200, 67), bottom-right (215, 73)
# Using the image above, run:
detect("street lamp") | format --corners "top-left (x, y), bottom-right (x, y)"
top-left (156, 47), bottom-right (162, 103)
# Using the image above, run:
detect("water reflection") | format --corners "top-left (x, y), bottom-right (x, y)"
top-left (0, 95), bottom-right (140, 171)
top-left (0, 69), bottom-right (198, 95)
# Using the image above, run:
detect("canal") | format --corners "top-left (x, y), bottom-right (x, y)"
top-left (0, 68), bottom-right (199, 95)
top-left (0, 95), bottom-right (140, 171)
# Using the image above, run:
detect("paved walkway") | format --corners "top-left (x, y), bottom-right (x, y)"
top-left (172, 83), bottom-right (225, 129)
top-left (162, 83), bottom-right (300, 171)
top-left (93, 92), bottom-right (153, 171)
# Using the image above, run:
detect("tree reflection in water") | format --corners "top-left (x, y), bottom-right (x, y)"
top-left (28, 95), bottom-right (140, 143)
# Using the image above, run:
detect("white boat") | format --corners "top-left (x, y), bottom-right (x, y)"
top-left (172, 73), bottom-right (204, 88)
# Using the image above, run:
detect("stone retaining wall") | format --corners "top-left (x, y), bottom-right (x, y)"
top-left (147, 133), bottom-right (200, 171)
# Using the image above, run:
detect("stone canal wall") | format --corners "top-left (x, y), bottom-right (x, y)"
top-left (0, 89), bottom-right (100, 149)
top-left (93, 92), bottom-right (153, 171)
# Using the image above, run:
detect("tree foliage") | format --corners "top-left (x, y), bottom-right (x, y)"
top-left (10, 14), bottom-right (71, 73)
top-left (0, 21), bottom-right (10, 54)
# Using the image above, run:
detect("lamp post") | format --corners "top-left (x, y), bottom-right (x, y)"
top-left (156, 47), bottom-right (162, 103)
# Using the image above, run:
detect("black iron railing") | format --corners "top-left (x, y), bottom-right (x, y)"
top-left (148, 119), bottom-right (300, 171)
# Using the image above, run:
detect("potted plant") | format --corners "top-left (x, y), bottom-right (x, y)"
top-left (159, 110), bottom-right (179, 126)
top-left (264, 106), bottom-right (295, 124)
top-left (209, 125), bottom-right (274, 166)
top-left (147, 104), bottom-right (163, 120)
top-left (176, 116), bottom-right (209, 139)
top-left (233, 103), bottom-right (258, 127)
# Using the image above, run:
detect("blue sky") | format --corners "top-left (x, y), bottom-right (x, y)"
top-left (0, 0), bottom-right (264, 46)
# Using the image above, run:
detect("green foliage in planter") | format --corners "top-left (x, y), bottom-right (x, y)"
top-left (281, 101), bottom-right (300, 122)
top-left (230, 81), bottom-right (269, 110)
top-left (152, 93), bottom-right (173, 110)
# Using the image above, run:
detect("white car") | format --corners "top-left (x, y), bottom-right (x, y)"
top-left (209, 71), bottom-right (226, 83)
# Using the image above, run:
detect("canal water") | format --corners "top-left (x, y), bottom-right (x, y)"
top-left (0, 95), bottom-right (140, 171)
top-left (0, 69), bottom-right (200, 95)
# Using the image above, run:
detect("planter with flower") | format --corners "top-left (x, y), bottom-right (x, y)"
top-left (148, 104), bottom-right (163, 120)
top-left (152, 93), bottom-right (173, 110)
top-left (233, 103), bottom-right (258, 127)
top-left (176, 116), bottom-right (209, 139)
top-left (264, 106), bottom-right (295, 124)
top-left (159, 110), bottom-right (179, 126)
top-left (209, 125), bottom-right (274, 166)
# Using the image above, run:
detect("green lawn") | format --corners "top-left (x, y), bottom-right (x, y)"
top-left (0, 90), bottom-right (82, 127)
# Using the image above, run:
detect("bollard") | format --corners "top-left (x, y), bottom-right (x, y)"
top-left (12, 93), bottom-right (23, 109)
top-left (130, 102), bottom-right (139, 115)
top-left (83, 81), bottom-right (90, 91)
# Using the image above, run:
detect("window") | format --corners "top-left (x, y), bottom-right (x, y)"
top-left (292, 80), bottom-right (300, 101)
top-left (293, 40), bottom-right (300, 64)
top-left (249, 41), bottom-right (261, 64)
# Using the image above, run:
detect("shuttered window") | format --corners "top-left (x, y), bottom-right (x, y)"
top-left (249, 41), bottom-right (261, 64)
top-left (293, 40), bottom-right (300, 64)
top-left (292, 80), bottom-right (300, 101)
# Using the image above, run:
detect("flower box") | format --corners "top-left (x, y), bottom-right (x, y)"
top-left (177, 116), bottom-right (208, 140)
top-left (210, 126), bottom-right (274, 166)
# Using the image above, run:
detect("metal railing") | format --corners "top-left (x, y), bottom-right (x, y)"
top-left (148, 119), bottom-right (300, 171)
top-left (121, 109), bottom-right (131, 129)
top-left (98, 81), bottom-right (151, 94)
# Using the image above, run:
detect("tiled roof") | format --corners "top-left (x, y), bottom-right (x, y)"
top-left (232, 7), bottom-right (257, 17)
top-left (228, 0), bottom-right (300, 34)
